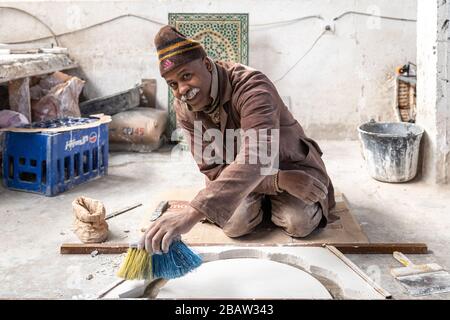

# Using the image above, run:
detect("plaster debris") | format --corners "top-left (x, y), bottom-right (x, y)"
top-left (90, 250), bottom-right (99, 257)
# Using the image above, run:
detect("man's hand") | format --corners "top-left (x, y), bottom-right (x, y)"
top-left (139, 205), bottom-right (204, 254)
top-left (278, 170), bottom-right (328, 205)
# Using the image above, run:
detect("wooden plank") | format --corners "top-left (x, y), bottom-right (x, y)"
top-left (79, 86), bottom-right (140, 116)
top-left (326, 245), bottom-right (392, 299)
top-left (190, 243), bottom-right (429, 254)
top-left (60, 242), bottom-right (428, 255)
top-left (60, 243), bottom-right (130, 254)
top-left (0, 53), bottom-right (78, 84)
top-left (327, 243), bottom-right (428, 254)
top-left (141, 79), bottom-right (156, 108)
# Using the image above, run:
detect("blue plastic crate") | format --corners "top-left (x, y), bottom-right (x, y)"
top-left (2, 118), bottom-right (109, 196)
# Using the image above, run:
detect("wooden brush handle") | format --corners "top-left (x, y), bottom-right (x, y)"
top-left (393, 251), bottom-right (415, 267)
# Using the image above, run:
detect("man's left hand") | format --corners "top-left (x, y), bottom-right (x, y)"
top-left (139, 205), bottom-right (204, 254)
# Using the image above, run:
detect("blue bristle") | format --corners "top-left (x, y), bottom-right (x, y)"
top-left (152, 240), bottom-right (202, 279)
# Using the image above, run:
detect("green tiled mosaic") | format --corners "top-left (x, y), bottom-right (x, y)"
top-left (166, 13), bottom-right (249, 141)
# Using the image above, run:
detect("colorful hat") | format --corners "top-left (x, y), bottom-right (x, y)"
top-left (154, 25), bottom-right (207, 76)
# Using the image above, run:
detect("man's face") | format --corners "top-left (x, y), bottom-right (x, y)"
top-left (163, 58), bottom-right (213, 112)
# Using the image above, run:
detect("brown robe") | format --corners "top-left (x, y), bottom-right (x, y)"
top-left (174, 60), bottom-right (335, 228)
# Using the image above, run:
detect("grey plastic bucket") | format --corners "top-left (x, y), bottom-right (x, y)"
top-left (358, 121), bottom-right (424, 183)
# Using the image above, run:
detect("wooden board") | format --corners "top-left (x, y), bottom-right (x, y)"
top-left (60, 242), bottom-right (428, 255)
top-left (60, 187), bottom-right (426, 256)
top-left (79, 86), bottom-right (140, 117)
top-left (0, 53), bottom-right (78, 84)
top-left (140, 189), bottom-right (370, 246)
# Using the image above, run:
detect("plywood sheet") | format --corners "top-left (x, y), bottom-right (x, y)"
top-left (141, 188), bottom-right (369, 245)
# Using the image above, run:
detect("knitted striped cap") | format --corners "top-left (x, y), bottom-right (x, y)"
top-left (154, 25), bottom-right (207, 76)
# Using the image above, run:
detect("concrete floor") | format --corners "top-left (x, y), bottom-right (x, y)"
top-left (1, 140), bottom-right (449, 299)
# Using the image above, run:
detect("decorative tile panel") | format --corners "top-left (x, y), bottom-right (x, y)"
top-left (166, 13), bottom-right (249, 141)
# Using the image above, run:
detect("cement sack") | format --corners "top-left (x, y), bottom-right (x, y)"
top-left (109, 108), bottom-right (168, 152)
top-left (72, 196), bottom-right (109, 243)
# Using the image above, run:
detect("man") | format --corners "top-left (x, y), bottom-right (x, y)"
top-left (141, 26), bottom-right (335, 253)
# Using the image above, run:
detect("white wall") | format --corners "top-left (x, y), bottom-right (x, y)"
top-left (416, 0), bottom-right (450, 184)
top-left (0, 0), bottom-right (417, 139)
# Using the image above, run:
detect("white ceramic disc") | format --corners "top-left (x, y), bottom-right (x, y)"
top-left (157, 258), bottom-right (333, 299)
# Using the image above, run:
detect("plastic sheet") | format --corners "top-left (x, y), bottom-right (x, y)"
top-left (8, 77), bottom-right (31, 121)
top-left (31, 72), bottom-right (84, 122)
top-left (0, 109), bottom-right (30, 128)
top-left (0, 110), bottom-right (30, 164)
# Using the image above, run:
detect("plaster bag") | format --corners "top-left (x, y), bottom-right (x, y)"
top-left (72, 196), bottom-right (109, 243)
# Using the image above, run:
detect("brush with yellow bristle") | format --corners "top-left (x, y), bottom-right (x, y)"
top-left (117, 201), bottom-right (202, 280)
top-left (116, 244), bottom-right (153, 280)
top-left (116, 238), bottom-right (202, 280)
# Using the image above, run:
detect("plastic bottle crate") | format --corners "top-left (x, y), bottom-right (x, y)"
top-left (2, 117), bottom-right (109, 196)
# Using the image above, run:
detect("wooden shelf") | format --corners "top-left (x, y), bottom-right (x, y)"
top-left (0, 52), bottom-right (79, 121)
top-left (0, 53), bottom-right (78, 84)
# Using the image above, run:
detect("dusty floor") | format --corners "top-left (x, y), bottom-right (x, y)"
top-left (0, 140), bottom-right (449, 299)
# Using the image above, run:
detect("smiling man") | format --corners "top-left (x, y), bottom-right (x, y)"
top-left (141, 26), bottom-right (335, 254)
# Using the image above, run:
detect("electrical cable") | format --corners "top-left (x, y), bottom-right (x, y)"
top-left (334, 11), bottom-right (416, 23)
top-left (251, 15), bottom-right (324, 28)
top-left (1, 11), bottom-right (165, 45)
top-left (0, 6), bottom-right (60, 46)
top-left (274, 29), bottom-right (327, 83)
top-left (0, 7), bottom-right (418, 79)
top-left (0, 7), bottom-right (417, 45)
top-left (273, 11), bottom-right (416, 83)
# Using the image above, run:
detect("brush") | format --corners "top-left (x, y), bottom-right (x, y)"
top-left (116, 239), bottom-right (202, 280)
top-left (116, 243), bottom-right (153, 280)
top-left (152, 239), bottom-right (202, 279)
top-left (117, 201), bottom-right (202, 280)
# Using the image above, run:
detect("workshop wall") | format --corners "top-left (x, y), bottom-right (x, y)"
top-left (0, 0), bottom-right (417, 139)
top-left (416, 0), bottom-right (450, 184)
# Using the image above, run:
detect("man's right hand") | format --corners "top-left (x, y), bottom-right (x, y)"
top-left (138, 205), bottom-right (203, 254)
top-left (278, 170), bottom-right (328, 205)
